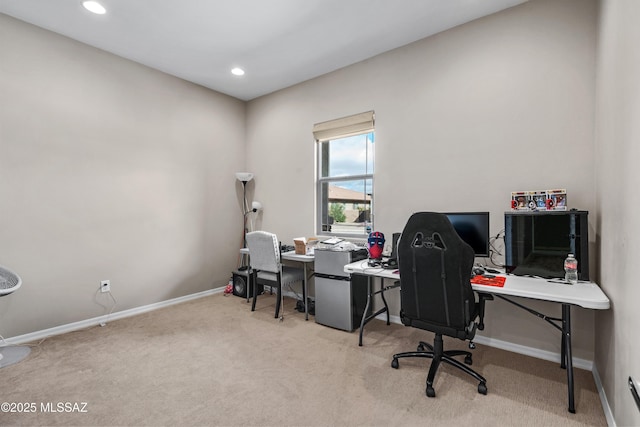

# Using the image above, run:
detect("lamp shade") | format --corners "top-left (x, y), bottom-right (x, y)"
top-left (235, 172), bottom-right (254, 182)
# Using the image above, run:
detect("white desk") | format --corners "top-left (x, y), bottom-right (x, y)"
top-left (282, 251), bottom-right (314, 320)
top-left (343, 259), bottom-right (610, 414)
top-left (239, 248), bottom-right (315, 320)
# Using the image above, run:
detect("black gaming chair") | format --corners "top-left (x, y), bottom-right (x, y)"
top-left (391, 212), bottom-right (492, 397)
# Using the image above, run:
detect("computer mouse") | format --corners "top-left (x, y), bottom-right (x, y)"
top-left (472, 266), bottom-right (485, 276)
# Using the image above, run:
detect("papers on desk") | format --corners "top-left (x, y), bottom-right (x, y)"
top-left (471, 275), bottom-right (506, 287)
top-left (321, 237), bottom-right (343, 245)
top-left (317, 239), bottom-right (360, 252)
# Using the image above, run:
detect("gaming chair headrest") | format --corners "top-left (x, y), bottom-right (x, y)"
top-left (368, 231), bottom-right (385, 259)
top-left (398, 212), bottom-right (474, 261)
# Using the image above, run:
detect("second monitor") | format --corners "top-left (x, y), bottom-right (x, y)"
top-left (444, 212), bottom-right (490, 257)
top-left (390, 212), bottom-right (490, 261)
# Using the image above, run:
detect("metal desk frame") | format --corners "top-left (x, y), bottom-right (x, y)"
top-left (344, 259), bottom-right (610, 414)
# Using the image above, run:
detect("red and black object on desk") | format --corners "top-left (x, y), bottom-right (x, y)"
top-left (471, 275), bottom-right (506, 287)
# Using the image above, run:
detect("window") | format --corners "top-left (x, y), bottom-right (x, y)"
top-left (314, 111), bottom-right (374, 237)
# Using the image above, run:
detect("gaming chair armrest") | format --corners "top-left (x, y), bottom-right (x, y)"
top-left (476, 293), bottom-right (494, 331)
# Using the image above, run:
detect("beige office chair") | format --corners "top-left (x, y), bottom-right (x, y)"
top-left (246, 231), bottom-right (305, 320)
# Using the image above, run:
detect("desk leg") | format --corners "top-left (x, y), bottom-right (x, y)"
top-left (246, 268), bottom-right (251, 304)
top-left (561, 326), bottom-right (566, 369)
top-left (379, 277), bottom-right (391, 325)
top-left (303, 263), bottom-right (309, 321)
top-left (359, 276), bottom-right (373, 347)
top-left (562, 304), bottom-right (575, 413)
top-left (242, 253), bottom-right (251, 304)
top-left (358, 276), bottom-right (399, 346)
top-left (493, 294), bottom-right (577, 413)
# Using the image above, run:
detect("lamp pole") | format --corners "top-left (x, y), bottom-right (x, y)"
top-left (241, 179), bottom-right (249, 248)
top-left (235, 172), bottom-right (255, 249)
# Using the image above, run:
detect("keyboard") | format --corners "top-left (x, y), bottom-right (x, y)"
top-left (280, 244), bottom-right (295, 252)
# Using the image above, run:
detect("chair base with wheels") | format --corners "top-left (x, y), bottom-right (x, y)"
top-left (391, 333), bottom-right (487, 397)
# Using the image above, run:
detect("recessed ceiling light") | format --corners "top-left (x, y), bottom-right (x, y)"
top-left (82, 1), bottom-right (106, 15)
top-left (231, 67), bottom-right (245, 76)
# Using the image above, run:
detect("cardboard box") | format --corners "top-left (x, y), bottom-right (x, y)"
top-left (293, 237), bottom-right (318, 255)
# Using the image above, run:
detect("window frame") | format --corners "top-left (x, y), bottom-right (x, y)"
top-left (315, 131), bottom-right (375, 238)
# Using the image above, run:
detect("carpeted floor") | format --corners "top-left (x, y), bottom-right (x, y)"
top-left (1, 292), bottom-right (607, 426)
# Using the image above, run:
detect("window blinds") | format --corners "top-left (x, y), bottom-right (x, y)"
top-left (312, 110), bottom-right (374, 141)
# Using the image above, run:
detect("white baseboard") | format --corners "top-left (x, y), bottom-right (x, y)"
top-left (4, 288), bottom-right (223, 346)
top-left (592, 363), bottom-right (616, 427)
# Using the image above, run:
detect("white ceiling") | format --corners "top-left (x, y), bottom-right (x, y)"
top-left (0, 0), bottom-right (528, 101)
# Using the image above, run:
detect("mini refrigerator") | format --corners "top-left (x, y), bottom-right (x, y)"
top-left (314, 248), bottom-right (369, 331)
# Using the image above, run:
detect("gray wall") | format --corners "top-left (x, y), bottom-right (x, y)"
top-left (3, 0), bottom-right (639, 424)
top-left (0, 14), bottom-right (246, 337)
top-left (246, 0), bottom-right (598, 360)
top-left (595, 1), bottom-right (640, 426)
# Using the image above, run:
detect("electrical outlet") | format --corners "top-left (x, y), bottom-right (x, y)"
top-left (100, 280), bottom-right (111, 293)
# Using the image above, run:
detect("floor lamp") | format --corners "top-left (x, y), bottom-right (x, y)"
top-left (236, 172), bottom-right (253, 248)
top-left (235, 173), bottom-right (263, 302)
top-left (235, 172), bottom-right (262, 248)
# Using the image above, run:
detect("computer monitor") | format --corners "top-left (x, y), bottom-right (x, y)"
top-left (504, 210), bottom-right (589, 280)
top-left (389, 232), bottom-right (401, 260)
top-left (444, 212), bottom-right (490, 257)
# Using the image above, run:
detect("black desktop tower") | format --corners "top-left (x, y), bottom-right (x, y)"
top-left (232, 269), bottom-right (262, 298)
top-left (504, 210), bottom-right (589, 280)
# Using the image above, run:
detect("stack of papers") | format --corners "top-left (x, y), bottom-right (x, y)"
top-left (321, 238), bottom-right (343, 245)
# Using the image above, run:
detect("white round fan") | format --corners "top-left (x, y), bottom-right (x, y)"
top-left (0, 265), bottom-right (31, 368)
